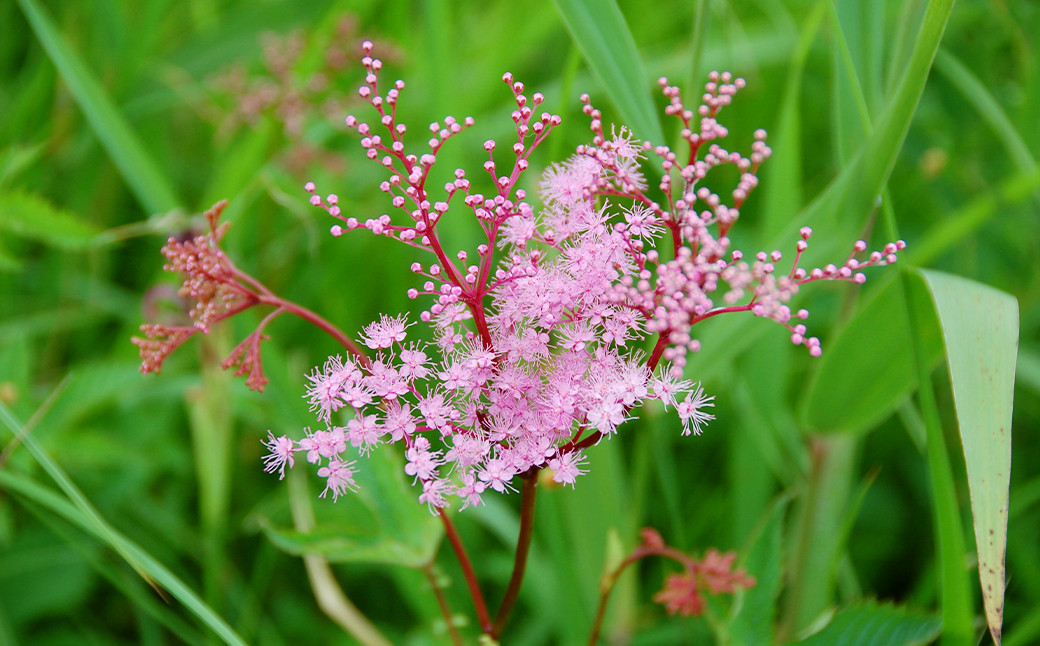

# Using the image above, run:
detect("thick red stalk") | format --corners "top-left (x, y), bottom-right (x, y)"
top-left (490, 471), bottom-right (538, 639)
top-left (437, 510), bottom-right (492, 632)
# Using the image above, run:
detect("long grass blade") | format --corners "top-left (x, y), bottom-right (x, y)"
top-left (16, 0), bottom-right (181, 214)
top-left (552, 0), bottom-right (665, 145)
top-left (0, 468), bottom-right (248, 646)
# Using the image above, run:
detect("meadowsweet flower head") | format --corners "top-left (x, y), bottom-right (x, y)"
top-left (263, 44), bottom-right (904, 511)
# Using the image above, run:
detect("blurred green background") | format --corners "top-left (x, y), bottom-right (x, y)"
top-left (1, 0), bottom-right (1037, 644)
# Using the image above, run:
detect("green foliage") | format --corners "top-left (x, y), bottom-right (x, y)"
top-left (792, 600), bottom-right (941, 646)
top-left (921, 269), bottom-right (1017, 643)
top-left (262, 447), bottom-right (444, 569)
top-left (2, 0), bottom-right (1035, 644)
top-left (802, 275), bottom-right (944, 435)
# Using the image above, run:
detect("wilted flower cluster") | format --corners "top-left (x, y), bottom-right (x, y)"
top-left (260, 42), bottom-right (904, 511)
top-left (132, 201), bottom-right (274, 391)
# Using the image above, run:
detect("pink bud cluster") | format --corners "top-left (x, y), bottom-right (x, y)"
top-left (133, 201), bottom-right (272, 391)
top-left (264, 44), bottom-right (903, 509)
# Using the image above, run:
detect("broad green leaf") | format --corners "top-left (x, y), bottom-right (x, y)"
top-left (906, 277), bottom-right (973, 646)
top-left (0, 189), bottom-right (97, 249)
top-left (552, 0), bottom-right (665, 145)
top-left (16, 0), bottom-right (180, 214)
top-left (920, 269), bottom-right (1016, 645)
top-left (793, 601), bottom-right (941, 646)
top-left (263, 446), bottom-right (442, 569)
top-left (801, 275), bottom-right (943, 434)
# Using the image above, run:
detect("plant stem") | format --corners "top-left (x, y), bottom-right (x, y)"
top-left (587, 577), bottom-right (615, 646)
top-left (438, 510), bottom-right (492, 632)
top-left (422, 563), bottom-right (464, 646)
top-left (490, 471), bottom-right (539, 638)
top-left (287, 470), bottom-right (392, 646)
top-left (258, 295), bottom-right (370, 366)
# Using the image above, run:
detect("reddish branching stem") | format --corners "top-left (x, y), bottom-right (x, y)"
top-left (587, 529), bottom-right (755, 645)
top-left (132, 200), bottom-right (369, 390)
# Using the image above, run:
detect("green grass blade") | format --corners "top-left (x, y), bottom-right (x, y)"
top-left (728, 496), bottom-right (788, 646)
top-left (0, 469), bottom-right (248, 646)
top-left (552, 0), bottom-right (665, 145)
top-left (21, 498), bottom-right (204, 645)
top-left (779, 435), bottom-right (856, 640)
top-left (760, 0), bottom-right (826, 239)
top-left (934, 49), bottom-right (1038, 177)
top-left (827, 1), bottom-right (875, 165)
top-left (920, 269), bottom-right (1017, 645)
top-left (16, 0), bottom-right (181, 214)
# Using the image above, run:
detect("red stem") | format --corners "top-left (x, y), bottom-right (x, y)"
top-left (491, 470), bottom-right (538, 638)
top-left (586, 544), bottom-right (692, 645)
top-left (438, 510), bottom-right (492, 632)
top-left (257, 295), bottom-right (370, 367)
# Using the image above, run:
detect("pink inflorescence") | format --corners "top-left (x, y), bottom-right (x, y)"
top-left (132, 201), bottom-right (273, 391)
top-left (265, 44), bottom-right (903, 510)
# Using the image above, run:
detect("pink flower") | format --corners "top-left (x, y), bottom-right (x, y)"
top-left (479, 458), bottom-right (517, 493)
top-left (456, 472), bottom-right (487, 510)
top-left (419, 478), bottom-right (452, 513)
top-left (304, 355), bottom-right (361, 423)
top-left (676, 383), bottom-right (715, 436)
top-left (548, 450), bottom-right (587, 487)
top-left (404, 437), bottom-right (442, 482)
top-left (347, 414), bottom-right (384, 454)
top-left (360, 314), bottom-right (412, 349)
top-left (262, 432), bottom-right (295, 479)
top-left (281, 46), bottom-right (902, 511)
top-left (317, 459), bottom-right (360, 500)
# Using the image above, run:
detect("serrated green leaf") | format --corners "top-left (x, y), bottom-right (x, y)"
top-left (552, 0), bottom-right (665, 145)
top-left (792, 601), bottom-right (940, 646)
top-left (801, 274), bottom-right (944, 434)
top-left (919, 269), bottom-right (1016, 645)
top-left (0, 189), bottom-right (97, 249)
top-left (262, 524), bottom-right (433, 568)
top-left (0, 142), bottom-right (47, 186)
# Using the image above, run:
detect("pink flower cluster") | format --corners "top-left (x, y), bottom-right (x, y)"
top-left (263, 42), bottom-right (903, 510)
